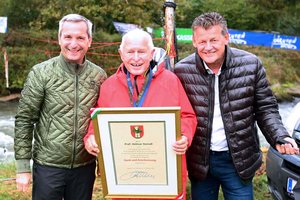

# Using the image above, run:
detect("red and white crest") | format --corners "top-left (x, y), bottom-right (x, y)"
top-left (130, 125), bottom-right (144, 139)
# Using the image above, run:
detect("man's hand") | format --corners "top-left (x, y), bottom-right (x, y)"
top-left (16, 173), bottom-right (31, 192)
top-left (172, 135), bottom-right (188, 155)
top-left (275, 137), bottom-right (300, 155)
top-left (84, 134), bottom-right (100, 157)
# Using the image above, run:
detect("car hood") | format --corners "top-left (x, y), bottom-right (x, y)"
top-left (269, 147), bottom-right (300, 167)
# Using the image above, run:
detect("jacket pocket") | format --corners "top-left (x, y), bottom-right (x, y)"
top-left (46, 117), bottom-right (53, 141)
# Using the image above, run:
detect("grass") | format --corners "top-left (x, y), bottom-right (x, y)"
top-left (0, 163), bottom-right (31, 200)
top-left (0, 150), bottom-right (272, 200)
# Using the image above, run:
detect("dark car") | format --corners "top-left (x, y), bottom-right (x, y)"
top-left (266, 117), bottom-right (300, 200)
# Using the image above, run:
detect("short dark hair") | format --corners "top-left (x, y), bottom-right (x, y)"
top-left (59, 14), bottom-right (93, 38)
top-left (192, 12), bottom-right (228, 36)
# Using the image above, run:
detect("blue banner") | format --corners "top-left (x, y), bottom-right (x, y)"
top-left (271, 34), bottom-right (299, 50)
top-left (153, 28), bottom-right (300, 51)
top-left (229, 29), bottom-right (274, 47)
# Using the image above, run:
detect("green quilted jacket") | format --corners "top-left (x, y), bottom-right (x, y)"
top-left (14, 54), bottom-right (107, 173)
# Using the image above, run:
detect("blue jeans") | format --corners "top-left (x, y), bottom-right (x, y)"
top-left (190, 151), bottom-right (253, 200)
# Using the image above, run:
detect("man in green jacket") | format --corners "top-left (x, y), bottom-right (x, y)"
top-left (14, 14), bottom-right (107, 200)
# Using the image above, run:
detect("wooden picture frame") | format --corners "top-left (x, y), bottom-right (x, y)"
top-left (91, 107), bottom-right (182, 199)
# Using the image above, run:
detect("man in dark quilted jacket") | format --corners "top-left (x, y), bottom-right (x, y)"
top-left (14, 14), bottom-right (107, 200)
top-left (174, 12), bottom-right (299, 200)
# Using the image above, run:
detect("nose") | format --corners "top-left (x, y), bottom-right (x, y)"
top-left (133, 52), bottom-right (139, 60)
top-left (69, 39), bottom-right (78, 48)
top-left (204, 41), bottom-right (212, 50)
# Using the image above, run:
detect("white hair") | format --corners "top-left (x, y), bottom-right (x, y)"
top-left (119, 29), bottom-right (154, 51)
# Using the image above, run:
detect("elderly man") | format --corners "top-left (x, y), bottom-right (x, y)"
top-left (14, 14), bottom-right (107, 200)
top-left (84, 29), bottom-right (197, 200)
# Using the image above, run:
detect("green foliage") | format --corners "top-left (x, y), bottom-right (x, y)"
top-left (249, 0), bottom-right (300, 35)
top-left (0, 0), bottom-right (299, 35)
top-left (0, 0), bottom-right (40, 29)
top-left (0, 29), bottom-right (299, 98)
top-left (0, 28), bottom-right (124, 90)
top-left (0, 0), bottom-right (166, 32)
top-left (0, 1), bottom-right (299, 97)
top-left (0, 162), bottom-right (32, 200)
top-left (175, 0), bottom-right (299, 35)
top-left (176, 0), bottom-right (259, 31)
top-left (0, 162), bottom-right (15, 179)
top-left (235, 45), bottom-right (300, 84)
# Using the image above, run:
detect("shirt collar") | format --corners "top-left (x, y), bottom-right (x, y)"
top-left (203, 61), bottom-right (222, 75)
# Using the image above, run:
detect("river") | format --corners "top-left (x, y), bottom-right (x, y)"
top-left (0, 101), bottom-right (18, 163)
top-left (0, 98), bottom-right (300, 163)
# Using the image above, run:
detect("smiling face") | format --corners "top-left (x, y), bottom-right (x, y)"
top-left (192, 25), bottom-right (229, 70)
top-left (58, 21), bottom-right (92, 64)
top-left (119, 32), bottom-right (155, 76)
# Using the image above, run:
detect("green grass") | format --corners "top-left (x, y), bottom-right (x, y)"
top-left (0, 162), bottom-right (31, 200)
top-left (0, 152), bottom-right (273, 200)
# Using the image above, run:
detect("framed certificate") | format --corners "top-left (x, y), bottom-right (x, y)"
top-left (91, 107), bottom-right (182, 199)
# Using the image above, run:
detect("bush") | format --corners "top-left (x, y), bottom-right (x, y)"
top-left (0, 29), bottom-right (300, 99)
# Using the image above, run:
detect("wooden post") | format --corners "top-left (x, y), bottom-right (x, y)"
top-left (3, 48), bottom-right (9, 88)
top-left (164, 0), bottom-right (177, 69)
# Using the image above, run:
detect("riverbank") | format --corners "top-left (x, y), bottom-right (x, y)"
top-left (287, 83), bottom-right (300, 98)
top-left (0, 93), bottom-right (20, 102)
top-left (1, 83), bottom-right (300, 103)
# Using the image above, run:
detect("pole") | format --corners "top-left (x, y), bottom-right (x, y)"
top-left (3, 48), bottom-right (9, 88)
top-left (164, 0), bottom-right (177, 69)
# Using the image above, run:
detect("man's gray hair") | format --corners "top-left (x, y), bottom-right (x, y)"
top-left (119, 29), bottom-right (154, 51)
top-left (58, 14), bottom-right (93, 38)
top-left (192, 12), bottom-right (228, 36)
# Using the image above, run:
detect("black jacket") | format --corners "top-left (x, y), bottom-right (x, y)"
top-left (174, 46), bottom-right (289, 180)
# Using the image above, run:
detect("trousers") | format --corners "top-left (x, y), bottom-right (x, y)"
top-left (32, 161), bottom-right (96, 200)
top-left (190, 151), bottom-right (253, 200)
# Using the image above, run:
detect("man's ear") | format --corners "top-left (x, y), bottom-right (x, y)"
top-left (118, 49), bottom-right (124, 61)
top-left (88, 37), bottom-right (92, 48)
top-left (150, 48), bottom-right (155, 57)
top-left (58, 34), bottom-right (61, 45)
top-left (192, 34), bottom-right (197, 48)
top-left (224, 32), bottom-right (230, 45)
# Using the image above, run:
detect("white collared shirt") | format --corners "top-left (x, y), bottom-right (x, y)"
top-left (203, 62), bottom-right (228, 151)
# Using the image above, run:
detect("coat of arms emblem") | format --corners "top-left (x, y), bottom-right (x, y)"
top-left (130, 125), bottom-right (144, 139)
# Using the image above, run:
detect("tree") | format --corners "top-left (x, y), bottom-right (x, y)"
top-left (29, 0), bottom-right (165, 32)
top-left (176, 0), bottom-right (259, 30)
top-left (248, 0), bottom-right (300, 35)
top-left (0, 0), bottom-right (41, 29)
top-left (0, 0), bottom-right (298, 36)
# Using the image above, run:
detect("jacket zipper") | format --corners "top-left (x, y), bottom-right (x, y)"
top-left (71, 71), bottom-right (79, 168)
top-left (205, 75), bottom-right (215, 166)
top-left (221, 76), bottom-right (234, 160)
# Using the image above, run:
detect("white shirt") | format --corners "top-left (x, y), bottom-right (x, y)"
top-left (203, 62), bottom-right (228, 151)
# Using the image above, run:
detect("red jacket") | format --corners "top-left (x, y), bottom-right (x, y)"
top-left (85, 62), bottom-right (197, 200)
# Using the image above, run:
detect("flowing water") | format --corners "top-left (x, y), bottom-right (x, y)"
top-left (0, 98), bottom-right (300, 163)
top-left (0, 101), bottom-right (18, 163)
